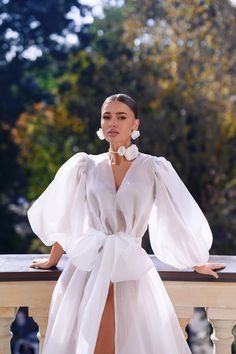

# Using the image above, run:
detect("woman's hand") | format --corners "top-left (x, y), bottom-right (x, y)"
top-left (193, 263), bottom-right (226, 278)
top-left (30, 258), bottom-right (57, 269)
top-left (30, 242), bottom-right (64, 270)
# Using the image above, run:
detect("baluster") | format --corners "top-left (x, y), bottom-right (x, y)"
top-left (0, 307), bottom-right (18, 354)
top-left (207, 307), bottom-right (236, 354)
top-left (29, 307), bottom-right (49, 354)
top-left (174, 306), bottom-right (193, 339)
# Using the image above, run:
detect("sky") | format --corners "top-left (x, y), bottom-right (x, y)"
top-left (74, 0), bottom-right (236, 29)
top-left (80, 0), bottom-right (236, 9)
top-left (15, 0), bottom-right (236, 61)
top-left (80, 0), bottom-right (104, 17)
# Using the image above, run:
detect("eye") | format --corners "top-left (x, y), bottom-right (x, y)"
top-left (118, 116), bottom-right (127, 120)
top-left (102, 115), bottom-right (111, 119)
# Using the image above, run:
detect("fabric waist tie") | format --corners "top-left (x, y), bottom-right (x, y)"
top-left (65, 227), bottom-right (154, 354)
top-left (66, 227), bottom-right (154, 282)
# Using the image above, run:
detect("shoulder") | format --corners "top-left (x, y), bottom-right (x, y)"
top-left (138, 153), bottom-right (177, 181)
top-left (62, 151), bottom-right (108, 172)
top-left (87, 152), bottom-right (108, 168)
top-left (56, 151), bottom-right (108, 178)
top-left (55, 151), bottom-right (88, 177)
top-left (63, 151), bottom-right (88, 168)
top-left (139, 152), bottom-right (171, 169)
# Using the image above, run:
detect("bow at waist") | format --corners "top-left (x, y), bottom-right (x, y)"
top-left (66, 227), bottom-right (154, 282)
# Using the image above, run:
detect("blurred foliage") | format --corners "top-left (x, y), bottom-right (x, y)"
top-left (0, 0), bottom-right (90, 63)
top-left (119, 0), bottom-right (236, 254)
top-left (12, 102), bottom-right (86, 198)
top-left (0, 0), bottom-right (91, 253)
top-left (0, 0), bottom-right (235, 254)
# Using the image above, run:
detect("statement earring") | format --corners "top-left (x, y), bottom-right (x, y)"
top-left (131, 130), bottom-right (140, 140)
top-left (96, 128), bottom-right (105, 140)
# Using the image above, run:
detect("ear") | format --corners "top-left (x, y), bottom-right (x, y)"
top-left (133, 118), bottom-right (140, 130)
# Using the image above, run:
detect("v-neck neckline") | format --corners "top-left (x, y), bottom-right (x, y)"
top-left (107, 152), bottom-right (141, 194)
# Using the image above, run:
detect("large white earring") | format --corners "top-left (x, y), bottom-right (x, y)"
top-left (96, 128), bottom-right (105, 140)
top-left (131, 130), bottom-right (140, 140)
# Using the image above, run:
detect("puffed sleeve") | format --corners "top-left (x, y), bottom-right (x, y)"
top-left (27, 152), bottom-right (88, 252)
top-left (148, 156), bottom-right (213, 269)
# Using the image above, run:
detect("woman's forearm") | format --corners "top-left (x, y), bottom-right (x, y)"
top-left (48, 242), bottom-right (65, 266)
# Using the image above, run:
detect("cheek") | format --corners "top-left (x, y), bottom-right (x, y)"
top-left (124, 120), bottom-right (134, 132)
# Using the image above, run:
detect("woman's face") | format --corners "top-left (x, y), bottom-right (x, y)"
top-left (100, 100), bottom-right (139, 146)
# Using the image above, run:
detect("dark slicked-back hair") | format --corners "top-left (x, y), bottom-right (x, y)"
top-left (102, 93), bottom-right (138, 118)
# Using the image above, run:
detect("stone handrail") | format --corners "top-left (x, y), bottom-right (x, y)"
top-left (0, 254), bottom-right (235, 354)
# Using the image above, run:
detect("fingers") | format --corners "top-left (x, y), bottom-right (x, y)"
top-left (194, 263), bottom-right (226, 279)
top-left (212, 265), bottom-right (225, 269)
top-left (30, 262), bottom-right (41, 268)
top-left (30, 264), bottom-right (39, 269)
top-left (210, 263), bottom-right (225, 278)
top-left (209, 270), bottom-right (219, 279)
top-left (209, 263), bottom-right (226, 278)
top-left (30, 259), bottom-right (48, 269)
top-left (210, 264), bottom-right (226, 270)
top-left (212, 263), bottom-right (225, 267)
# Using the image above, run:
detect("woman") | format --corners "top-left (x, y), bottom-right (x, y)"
top-left (28, 93), bottom-right (225, 354)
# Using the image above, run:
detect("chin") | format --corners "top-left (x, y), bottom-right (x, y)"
top-left (107, 136), bottom-right (122, 142)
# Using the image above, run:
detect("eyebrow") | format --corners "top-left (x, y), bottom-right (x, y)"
top-left (102, 112), bottom-right (128, 115)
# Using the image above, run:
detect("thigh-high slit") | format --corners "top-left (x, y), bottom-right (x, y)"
top-left (94, 282), bottom-right (115, 354)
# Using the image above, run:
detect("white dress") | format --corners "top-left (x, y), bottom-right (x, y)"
top-left (27, 151), bottom-right (213, 354)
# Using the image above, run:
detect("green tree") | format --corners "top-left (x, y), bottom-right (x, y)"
top-left (0, 0), bottom-right (91, 253)
top-left (9, 0), bottom-right (236, 255)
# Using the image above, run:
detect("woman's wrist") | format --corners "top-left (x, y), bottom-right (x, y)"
top-left (47, 259), bottom-right (58, 267)
top-left (48, 242), bottom-right (64, 267)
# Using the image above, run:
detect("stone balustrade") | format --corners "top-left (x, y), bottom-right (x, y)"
top-left (0, 254), bottom-right (235, 354)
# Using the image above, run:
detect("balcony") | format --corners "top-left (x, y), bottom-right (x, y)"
top-left (0, 254), bottom-right (235, 354)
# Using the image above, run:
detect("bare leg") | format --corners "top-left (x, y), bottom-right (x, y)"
top-left (94, 282), bottom-right (115, 354)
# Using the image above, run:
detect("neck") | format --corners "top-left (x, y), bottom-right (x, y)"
top-left (108, 139), bottom-right (131, 165)
top-left (109, 139), bottom-right (131, 152)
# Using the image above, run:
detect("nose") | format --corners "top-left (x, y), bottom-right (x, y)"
top-left (109, 116), bottom-right (118, 127)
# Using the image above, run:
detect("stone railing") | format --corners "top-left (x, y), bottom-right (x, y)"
top-left (0, 254), bottom-right (235, 354)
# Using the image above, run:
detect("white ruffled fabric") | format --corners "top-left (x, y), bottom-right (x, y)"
top-left (149, 156), bottom-right (213, 269)
top-left (27, 152), bottom-right (88, 251)
top-left (27, 151), bottom-right (213, 354)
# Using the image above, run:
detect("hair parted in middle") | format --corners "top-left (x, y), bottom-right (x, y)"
top-left (102, 93), bottom-right (138, 119)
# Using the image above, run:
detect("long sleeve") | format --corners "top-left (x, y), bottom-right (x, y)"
top-left (27, 152), bottom-right (88, 252)
top-left (148, 156), bottom-right (213, 269)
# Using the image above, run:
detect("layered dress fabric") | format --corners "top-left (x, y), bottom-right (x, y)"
top-left (27, 151), bottom-right (213, 354)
